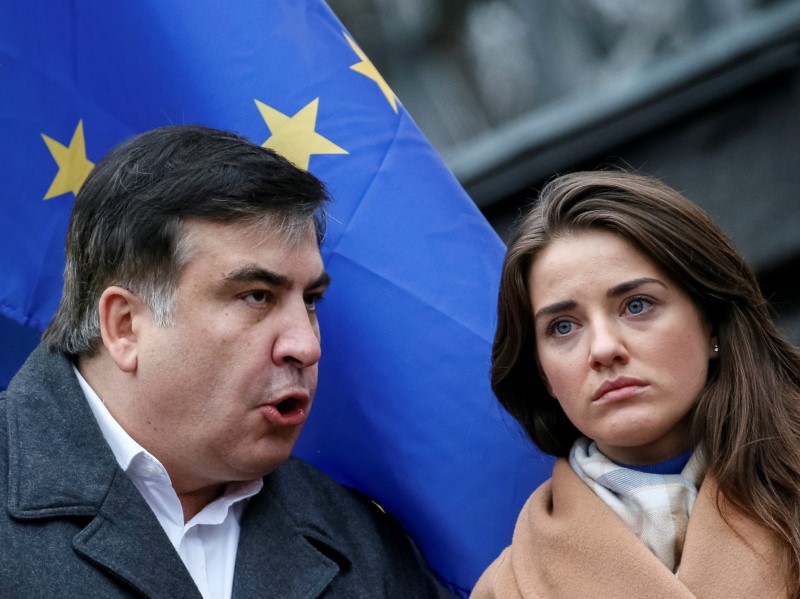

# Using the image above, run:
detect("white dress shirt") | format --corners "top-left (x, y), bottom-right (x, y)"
top-left (75, 368), bottom-right (263, 599)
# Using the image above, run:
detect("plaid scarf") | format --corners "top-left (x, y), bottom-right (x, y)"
top-left (569, 437), bottom-right (706, 572)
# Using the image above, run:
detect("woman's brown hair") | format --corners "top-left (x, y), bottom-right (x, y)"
top-left (493, 170), bottom-right (800, 595)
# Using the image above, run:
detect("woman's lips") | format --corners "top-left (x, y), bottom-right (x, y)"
top-left (593, 377), bottom-right (648, 403)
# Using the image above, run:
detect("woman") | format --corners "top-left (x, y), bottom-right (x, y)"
top-left (472, 171), bottom-right (800, 598)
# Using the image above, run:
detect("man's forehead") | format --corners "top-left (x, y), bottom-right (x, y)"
top-left (182, 219), bottom-right (324, 281)
top-left (183, 216), bottom-right (317, 245)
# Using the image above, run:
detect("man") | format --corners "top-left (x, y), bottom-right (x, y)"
top-left (0, 125), bottom-right (446, 597)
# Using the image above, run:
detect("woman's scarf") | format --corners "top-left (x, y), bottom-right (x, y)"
top-left (569, 437), bottom-right (705, 571)
top-left (471, 459), bottom-right (785, 598)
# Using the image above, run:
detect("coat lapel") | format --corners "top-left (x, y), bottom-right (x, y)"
top-left (678, 475), bottom-right (786, 597)
top-left (232, 479), bottom-right (342, 599)
top-left (6, 346), bottom-right (116, 519)
top-left (72, 468), bottom-right (201, 599)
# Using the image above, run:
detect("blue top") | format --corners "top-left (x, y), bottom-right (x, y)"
top-left (616, 449), bottom-right (693, 475)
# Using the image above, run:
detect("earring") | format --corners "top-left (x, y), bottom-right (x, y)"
top-left (714, 343), bottom-right (719, 353)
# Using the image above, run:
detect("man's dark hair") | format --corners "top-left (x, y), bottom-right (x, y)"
top-left (43, 124), bottom-right (329, 356)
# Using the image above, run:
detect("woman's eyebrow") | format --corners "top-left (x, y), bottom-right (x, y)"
top-left (607, 277), bottom-right (667, 298)
top-left (534, 277), bottom-right (667, 320)
top-left (534, 300), bottom-right (577, 321)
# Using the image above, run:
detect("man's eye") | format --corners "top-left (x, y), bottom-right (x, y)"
top-left (304, 293), bottom-right (324, 311)
top-left (243, 290), bottom-right (271, 305)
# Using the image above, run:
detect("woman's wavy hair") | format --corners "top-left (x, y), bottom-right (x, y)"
top-left (492, 170), bottom-right (800, 595)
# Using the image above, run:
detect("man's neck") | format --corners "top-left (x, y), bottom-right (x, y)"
top-left (176, 484), bottom-right (227, 522)
top-left (77, 355), bottom-right (227, 521)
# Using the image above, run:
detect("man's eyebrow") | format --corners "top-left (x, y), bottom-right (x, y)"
top-left (309, 271), bottom-right (331, 291)
top-left (224, 266), bottom-right (290, 288)
top-left (534, 300), bottom-right (577, 321)
top-left (224, 266), bottom-right (331, 291)
top-left (607, 277), bottom-right (666, 298)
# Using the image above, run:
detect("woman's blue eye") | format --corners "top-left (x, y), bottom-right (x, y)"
top-left (555, 321), bottom-right (572, 335)
top-left (627, 298), bottom-right (648, 314)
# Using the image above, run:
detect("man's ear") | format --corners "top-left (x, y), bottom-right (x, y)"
top-left (98, 286), bottom-right (146, 373)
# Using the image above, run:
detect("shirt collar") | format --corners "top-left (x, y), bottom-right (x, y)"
top-left (73, 365), bottom-right (263, 518)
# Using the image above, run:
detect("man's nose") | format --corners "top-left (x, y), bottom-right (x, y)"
top-left (588, 319), bottom-right (628, 369)
top-left (273, 301), bottom-right (321, 368)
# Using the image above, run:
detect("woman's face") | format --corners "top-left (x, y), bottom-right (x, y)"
top-left (529, 229), bottom-right (717, 465)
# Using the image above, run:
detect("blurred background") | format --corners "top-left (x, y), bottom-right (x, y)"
top-left (328, 0), bottom-right (800, 342)
top-left (2, 0), bottom-right (799, 385)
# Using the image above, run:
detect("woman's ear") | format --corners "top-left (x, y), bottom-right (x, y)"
top-left (97, 286), bottom-right (145, 373)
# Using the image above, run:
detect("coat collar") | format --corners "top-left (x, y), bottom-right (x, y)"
top-left (6, 344), bottom-right (349, 598)
top-left (6, 344), bottom-right (118, 518)
top-left (5, 344), bottom-right (200, 597)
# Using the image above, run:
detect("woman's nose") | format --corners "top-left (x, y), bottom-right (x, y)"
top-left (588, 319), bottom-right (629, 369)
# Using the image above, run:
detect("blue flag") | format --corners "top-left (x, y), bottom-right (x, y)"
top-left (0, 1), bottom-right (552, 594)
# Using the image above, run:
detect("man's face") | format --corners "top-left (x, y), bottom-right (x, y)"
top-left (129, 219), bottom-right (328, 493)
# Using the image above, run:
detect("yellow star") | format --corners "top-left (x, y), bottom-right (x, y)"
top-left (254, 98), bottom-right (348, 170)
top-left (41, 120), bottom-right (95, 200)
top-left (345, 32), bottom-right (398, 113)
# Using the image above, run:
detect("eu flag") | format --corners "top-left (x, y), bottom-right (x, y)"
top-left (0, 2), bottom-right (551, 594)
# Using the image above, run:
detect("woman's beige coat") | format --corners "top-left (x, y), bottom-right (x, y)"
top-left (472, 459), bottom-right (786, 598)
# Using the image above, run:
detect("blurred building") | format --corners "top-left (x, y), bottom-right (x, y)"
top-left (330, 0), bottom-right (800, 342)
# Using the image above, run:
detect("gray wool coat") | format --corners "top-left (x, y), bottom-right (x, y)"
top-left (0, 344), bottom-right (446, 598)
